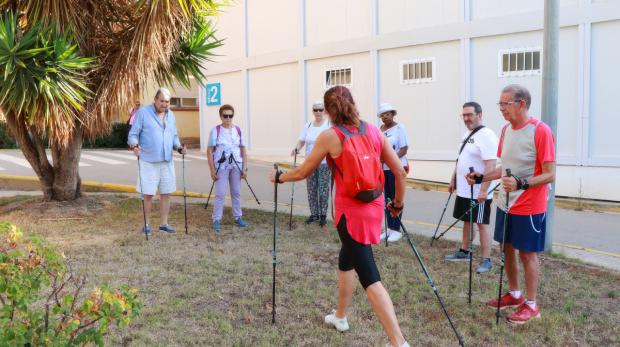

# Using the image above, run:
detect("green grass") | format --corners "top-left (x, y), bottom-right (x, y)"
top-left (3, 195), bottom-right (620, 347)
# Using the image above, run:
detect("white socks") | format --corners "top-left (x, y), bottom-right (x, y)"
top-left (525, 300), bottom-right (537, 310)
top-left (510, 290), bottom-right (522, 299)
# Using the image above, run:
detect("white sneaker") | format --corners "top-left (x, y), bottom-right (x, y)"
top-left (324, 310), bottom-right (349, 332)
top-left (387, 230), bottom-right (402, 242)
top-left (386, 342), bottom-right (410, 347)
top-left (380, 230), bottom-right (388, 241)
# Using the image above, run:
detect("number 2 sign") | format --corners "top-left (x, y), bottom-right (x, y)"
top-left (206, 83), bottom-right (221, 106)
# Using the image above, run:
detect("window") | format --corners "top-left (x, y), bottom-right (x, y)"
top-left (325, 68), bottom-right (352, 88)
top-left (401, 58), bottom-right (435, 84)
top-left (498, 48), bottom-right (542, 77)
top-left (170, 97), bottom-right (198, 109)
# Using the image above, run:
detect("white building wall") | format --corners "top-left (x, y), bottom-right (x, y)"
top-left (248, 63), bottom-right (300, 155)
top-left (379, 41), bottom-right (462, 165)
top-left (212, 3), bottom-right (244, 60)
top-left (306, 0), bottom-right (372, 46)
top-left (247, 0), bottom-right (299, 56)
top-left (378, 0), bottom-right (461, 34)
top-left (200, 0), bottom-right (620, 201)
top-left (306, 53), bottom-right (373, 124)
top-left (589, 20), bottom-right (620, 167)
top-left (471, 0), bottom-right (579, 20)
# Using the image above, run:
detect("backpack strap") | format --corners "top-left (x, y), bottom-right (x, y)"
top-left (216, 125), bottom-right (221, 144)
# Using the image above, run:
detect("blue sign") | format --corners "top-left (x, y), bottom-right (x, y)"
top-left (206, 83), bottom-right (221, 106)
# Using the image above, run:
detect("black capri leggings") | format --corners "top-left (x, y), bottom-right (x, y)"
top-left (337, 215), bottom-right (381, 289)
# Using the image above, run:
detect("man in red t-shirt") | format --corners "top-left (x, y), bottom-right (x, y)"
top-left (467, 84), bottom-right (556, 325)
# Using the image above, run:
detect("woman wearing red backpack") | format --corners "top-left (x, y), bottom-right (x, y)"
top-left (270, 86), bottom-right (409, 347)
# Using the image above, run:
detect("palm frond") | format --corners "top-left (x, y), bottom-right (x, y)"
top-left (0, 10), bottom-right (94, 146)
top-left (155, 16), bottom-right (223, 88)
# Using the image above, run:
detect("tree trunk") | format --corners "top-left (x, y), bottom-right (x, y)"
top-left (4, 112), bottom-right (83, 201)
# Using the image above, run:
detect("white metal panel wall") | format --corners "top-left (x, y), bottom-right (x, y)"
top-left (378, 0), bottom-right (461, 34)
top-left (589, 20), bottom-right (620, 166)
top-left (247, 0), bottom-right (299, 56)
top-left (471, 0), bottom-right (579, 20)
top-left (248, 63), bottom-right (300, 155)
top-left (305, 0), bottom-right (372, 46)
top-left (379, 41), bottom-right (462, 164)
top-left (470, 31), bottom-right (543, 138)
top-left (306, 53), bottom-right (373, 124)
top-left (556, 26), bottom-right (580, 165)
top-left (201, 71), bottom-right (246, 150)
top-left (212, 3), bottom-right (244, 60)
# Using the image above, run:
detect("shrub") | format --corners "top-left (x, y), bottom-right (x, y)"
top-left (0, 222), bottom-right (141, 346)
top-left (0, 121), bottom-right (18, 149)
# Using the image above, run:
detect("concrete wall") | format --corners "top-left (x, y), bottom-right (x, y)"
top-left (199, 0), bottom-right (620, 201)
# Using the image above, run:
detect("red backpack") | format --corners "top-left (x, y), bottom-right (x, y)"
top-left (329, 121), bottom-right (384, 202)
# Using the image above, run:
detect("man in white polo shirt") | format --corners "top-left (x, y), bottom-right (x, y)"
top-left (445, 101), bottom-right (498, 274)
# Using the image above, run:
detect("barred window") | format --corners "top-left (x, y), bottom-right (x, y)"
top-left (170, 97), bottom-right (198, 108)
top-left (325, 68), bottom-right (352, 88)
top-left (499, 48), bottom-right (542, 77)
top-left (401, 58), bottom-right (435, 84)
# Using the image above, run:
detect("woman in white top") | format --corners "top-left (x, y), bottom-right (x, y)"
top-left (207, 104), bottom-right (248, 231)
top-left (291, 101), bottom-right (331, 227)
top-left (378, 102), bottom-right (409, 242)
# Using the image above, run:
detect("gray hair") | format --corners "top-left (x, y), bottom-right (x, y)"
top-left (154, 87), bottom-right (171, 100)
top-left (502, 84), bottom-right (531, 110)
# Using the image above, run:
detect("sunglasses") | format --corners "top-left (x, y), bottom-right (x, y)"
top-left (221, 113), bottom-right (234, 119)
top-left (313, 108), bottom-right (324, 112)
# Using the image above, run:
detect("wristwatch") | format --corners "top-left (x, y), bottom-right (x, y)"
top-left (522, 178), bottom-right (530, 190)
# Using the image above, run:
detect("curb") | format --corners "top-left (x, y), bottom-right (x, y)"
top-left (275, 162), bottom-right (620, 213)
top-left (0, 174), bottom-right (208, 199)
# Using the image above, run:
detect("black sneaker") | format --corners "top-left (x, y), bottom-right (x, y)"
top-left (305, 215), bottom-right (318, 224)
top-left (445, 249), bottom-right (471, 262)
top-left (319, 215), bottom-right (327, 227)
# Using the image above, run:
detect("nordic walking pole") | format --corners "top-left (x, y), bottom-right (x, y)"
top-left (288, 149), bottom-right (298, 230)
top-left (496, 168), bottom-right (511, 325)
top-left (468, 167), bottom-right (475, 304)
top-left (384, 201), bottom-right (389, 247)
top-left (230, 154), bottom-right (261, 205)
top-left (272, 163), bottom-right (280, 324)
top-left (389, 200), bottom-right (465, 347)
top-left (430, 191), bottom-right (452, 247)
top-left (204, 152), bottom-right (227, 209)
top-left (182, 148), bottom-right (188, 234)
top-left (137, 155), bottom-right (148, 241)
top-left (433, 182), bottom-right (501, 243)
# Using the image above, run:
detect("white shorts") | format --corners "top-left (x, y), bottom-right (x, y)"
top-left (136, 160), bottom-right (176, 195)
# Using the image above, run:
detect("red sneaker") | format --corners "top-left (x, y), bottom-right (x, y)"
top-left (507, 303), bottom-right (541, 325)
top-left (486, 292), bottom-right (525, 310)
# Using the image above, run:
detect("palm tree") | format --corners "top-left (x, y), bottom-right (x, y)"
top-left (0, 0), bottom-right (224, 200)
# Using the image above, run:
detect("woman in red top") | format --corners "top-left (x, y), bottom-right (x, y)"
top-left (270, 86), bottom-right (409, 347)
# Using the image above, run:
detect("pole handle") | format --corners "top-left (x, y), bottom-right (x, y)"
top-left (506, 168), bottom-right (512, 177)
top-left (468, 166), bottom-right (474, 173)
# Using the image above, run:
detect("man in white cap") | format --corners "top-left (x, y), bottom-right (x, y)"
top-left (377, 102), bottom-right (409, 242)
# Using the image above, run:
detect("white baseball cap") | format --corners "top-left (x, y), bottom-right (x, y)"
top-left (377, 102), bottom-right (396, 117)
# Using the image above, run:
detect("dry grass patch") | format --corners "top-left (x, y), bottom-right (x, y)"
top-left (2, 194), bottom-right (620, 346)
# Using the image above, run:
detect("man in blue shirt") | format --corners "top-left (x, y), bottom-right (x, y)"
top-left (128, 88), bottom-right (186, 235)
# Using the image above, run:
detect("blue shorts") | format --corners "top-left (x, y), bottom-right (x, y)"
top-left (494, 208), bottom-right (546, 252)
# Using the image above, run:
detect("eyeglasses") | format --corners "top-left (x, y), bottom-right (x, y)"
top-left (222, 113), bottom-right (234, 119)
top-left (313, 108), bottom-right (324, 112)
top-left (461, 113), bottom-right (476, 118)
top-left (496, 100), bottom-right (522, 108)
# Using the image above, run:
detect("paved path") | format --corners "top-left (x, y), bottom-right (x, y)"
top-left (1, 148), bottom-right (619, 271)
